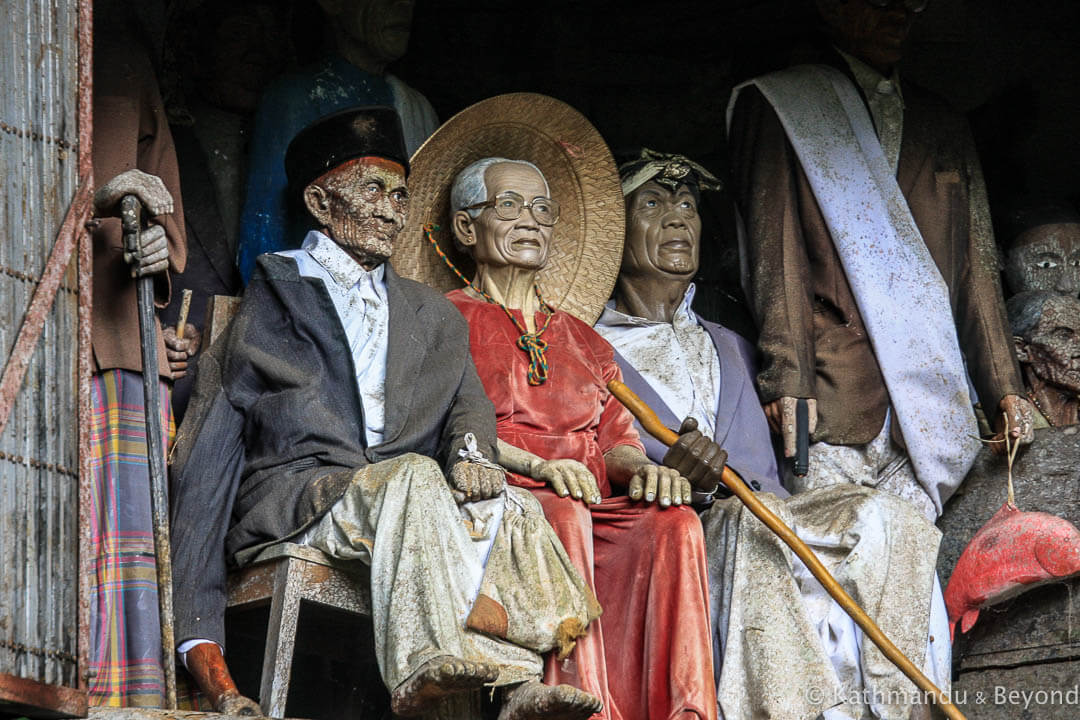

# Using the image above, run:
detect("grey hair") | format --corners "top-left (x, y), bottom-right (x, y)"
top-left (451, 157), bottom-right (550, 218)
top-left (1007, 290), bottom-right (1058, 340)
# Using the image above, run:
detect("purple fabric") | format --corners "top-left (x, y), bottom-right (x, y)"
top-left (612, 315), bottom-right (787, 498)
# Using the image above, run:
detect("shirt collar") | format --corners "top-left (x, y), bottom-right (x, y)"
top-left (836, 47), bottom-right (905, 108)
top-left (301, 230), bottom-right (386, 291)
top-left (597, 283), bottom-right (699, 328)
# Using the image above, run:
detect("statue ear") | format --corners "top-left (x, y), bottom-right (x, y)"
top-left (452, 210), bottom-right (477, 248)
top-left (1013, 335), bottom-right (1030, 363)
top-left (304, 184), bottom-right (332, 227)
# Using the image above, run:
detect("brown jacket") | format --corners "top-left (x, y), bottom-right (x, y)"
top-left (92, 21), bottom-right (186, 379)
top-left (729, 74), bottom-right (1023, 447)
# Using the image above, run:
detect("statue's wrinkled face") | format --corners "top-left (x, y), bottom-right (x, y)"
top-left (304, 157), bottom-right (408, 266)
top-left (323, 0), bottom-right (416, 65)
top-left (1006, 223), bottom-right (1080, 297)
top-left (1022, 296), bottom-right (1080, 393)
top-left (621, 181), bottom-right (701, 280)
top-left (457, 162), bottom-right (554, 271)
top-left (816, 0), bottom-right (919, 72)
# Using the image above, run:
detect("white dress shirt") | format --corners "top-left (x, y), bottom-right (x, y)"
top-left (594, 283), bottom-right (721, 439)
top-left (278, 230), bottom-right (390, 447)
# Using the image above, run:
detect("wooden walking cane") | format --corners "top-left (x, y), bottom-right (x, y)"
top-left (607, 379), bottom-right (966, 720)
top-left (121, 196), bottom-right (178, 709)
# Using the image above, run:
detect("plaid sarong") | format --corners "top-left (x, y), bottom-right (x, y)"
top-left (88, 369), bottom-right (174, 707)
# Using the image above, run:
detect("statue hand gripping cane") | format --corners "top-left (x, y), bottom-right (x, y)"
top-left (608, 380), bottom-right (968, 720)
top-left (93, 171), bottom-right (179, 709)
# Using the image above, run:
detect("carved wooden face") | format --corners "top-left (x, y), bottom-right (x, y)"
top-left (1006, 223), bottom-right (1080, 297)
top-left (1021, 295), bottom-right (1080, 394)
top-left (621, 181), bottom-right (701, 280)
top-left (320, 0), bottom-right (416, 64)
top-left (304, 157), bottom-right (409, 265)
top-left (816, 0), bottom-right (919, 72)
top-left (455, 162), bottom-right (554, 272)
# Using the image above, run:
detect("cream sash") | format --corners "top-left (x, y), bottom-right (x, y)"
top-left (728, 64), bottom-right (980, 514)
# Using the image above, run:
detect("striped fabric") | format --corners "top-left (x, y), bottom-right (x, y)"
top-left (88, 369), bottom-right (173, 708)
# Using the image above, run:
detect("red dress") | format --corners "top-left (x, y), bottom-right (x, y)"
top-left (449, 290), bottom-right (717, 720)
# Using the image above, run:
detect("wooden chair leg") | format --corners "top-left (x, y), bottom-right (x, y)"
top-left (259, 558), bottom-right (303, 718)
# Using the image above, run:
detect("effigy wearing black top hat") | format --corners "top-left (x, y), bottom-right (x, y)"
top-left (285, 106), bottom-right (409, 195)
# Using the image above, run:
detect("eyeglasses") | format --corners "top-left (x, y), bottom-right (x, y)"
top-left (463, 191), bottom-right (561, 227)
top-left (864, 0), bottom-right (930, 12)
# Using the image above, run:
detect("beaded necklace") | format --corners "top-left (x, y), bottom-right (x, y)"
top-left (424, 223), bottom-right (555, 385)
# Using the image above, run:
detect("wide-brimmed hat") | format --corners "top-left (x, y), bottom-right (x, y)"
top-left (393, 93), bottom-right (624, 325)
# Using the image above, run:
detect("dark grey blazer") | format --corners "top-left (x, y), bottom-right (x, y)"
top-left (169, 252), bottom-right (497, 646)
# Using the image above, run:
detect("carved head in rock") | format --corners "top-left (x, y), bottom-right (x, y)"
top-left (1009, 291), bottom-right (1080, 395)
top-left (316, 0), bottom-right (416, 67)
top-left (815, 0), bottom-right (929, 73)
top-left (1005, 210), bottom-right (1080, 297)
top-left (451, 158), bottom-right (556, 272)
top-left (286, 107), bottom-right (410, 267)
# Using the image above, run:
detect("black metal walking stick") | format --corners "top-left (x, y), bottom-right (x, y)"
top-left (120, 195), bottom-right (177, 709)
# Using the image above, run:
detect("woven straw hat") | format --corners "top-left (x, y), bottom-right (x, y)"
top-left (393, 93), bottom-right (624, 325)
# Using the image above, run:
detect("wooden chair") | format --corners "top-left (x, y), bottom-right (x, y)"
top-left (226, 543), bottom-right (373, 718)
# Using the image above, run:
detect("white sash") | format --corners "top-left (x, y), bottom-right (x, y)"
top-left (727, 65), bottom-right (980, 514)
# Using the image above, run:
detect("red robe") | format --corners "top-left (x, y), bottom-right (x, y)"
top-left (449, 290), bottom-right (717, 720)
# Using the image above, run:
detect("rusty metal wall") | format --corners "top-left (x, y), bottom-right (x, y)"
top-left (0, 0), bottom-right (82, 694)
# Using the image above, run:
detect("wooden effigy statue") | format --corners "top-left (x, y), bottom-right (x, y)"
top-left (725, 0), bottom-right (1036, 716)
top-left (235, 0), bottom-right (437, 282)
top-left (396, 94), bottom-right (721, 720)
top-left (169, 106), bottom-right (606, 720)
top-left (1003, 205), bottom-right (1080, 298)
top-left (1007, 291), bottom-right (1080, 427)
top-left (596, 149), bottom-right (947, 719)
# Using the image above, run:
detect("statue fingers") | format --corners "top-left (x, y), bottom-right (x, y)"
top-left (486, 469), bottom-right (506, 498)
top-left (662, 430), bottom-right (701, 478)
top-left (657, 469), bottom-right (673, 508)
top-left (677, 417), bottom-right (699, 435)
top-left (679, 477), bottom-right (693, 506)
top-left (140, 223), bottom-right (168, 255)
top-left (684, 440), bottom-right (721, 490)
top-left (562, 468), bottom-right (584, 501)
top-left (642, 465), bottom-right (660, 504)
top-left (781, 397), bottom-right (797, 458)
top-left (133, 258), bottom-right (169, 277)
top-left (546, 467), bottom-right (570, 498)
top-left (628, 473), bottom-right (644, 501)
top-left (577, 469), bottom-right (602, 505)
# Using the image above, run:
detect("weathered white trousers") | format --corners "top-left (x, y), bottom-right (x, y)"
top-left (706, 415), bottom-right (950, 720)
top-left (298, 453), bottom-right (595, 701)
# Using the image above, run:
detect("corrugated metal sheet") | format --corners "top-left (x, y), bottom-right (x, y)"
top-left (0, 0), bottom-right (82, 698)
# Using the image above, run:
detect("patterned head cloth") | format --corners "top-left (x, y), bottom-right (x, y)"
top-left (618, 148), bottom-right (723, 196)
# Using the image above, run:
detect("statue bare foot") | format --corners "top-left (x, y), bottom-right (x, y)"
top-left (216, 689), bottom-right (263, 716)
top-left (390, 655), bottom-right (499, 716)
top-left (183, 642), bottom-right (261, 716)
top-left (498, 680), bottom-right (603, 720)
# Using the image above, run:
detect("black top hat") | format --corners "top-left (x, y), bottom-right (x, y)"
top-left (285, 106), bottom-right (409, 195)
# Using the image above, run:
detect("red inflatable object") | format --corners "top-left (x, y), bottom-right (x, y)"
top-left (945, 502), bottom-right (1080, 641)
